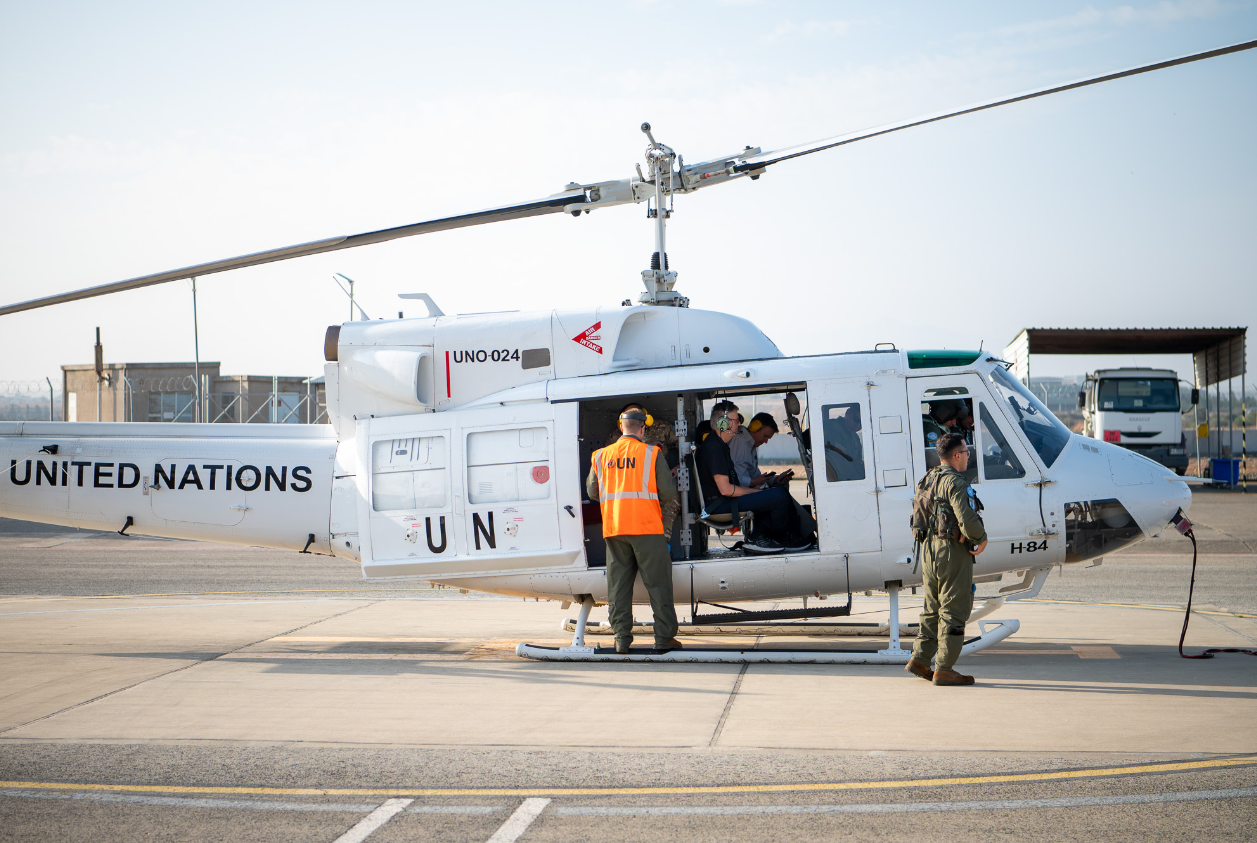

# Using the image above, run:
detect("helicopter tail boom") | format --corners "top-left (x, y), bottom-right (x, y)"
top-left (0, 421), bottom-right (337, 554)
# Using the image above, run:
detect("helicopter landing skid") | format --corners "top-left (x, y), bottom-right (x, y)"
top-left (519, 590), bottom-right (1019, 663)
top-left (514, 619), bottom-right (1019, 664)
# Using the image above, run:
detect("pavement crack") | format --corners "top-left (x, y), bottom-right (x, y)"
top-left (0, 600), bottom-right (378, 736)
top-left (709, 663), bottom-right (749, 748)
top-left (1196, 609), bottom-right (1257, 646)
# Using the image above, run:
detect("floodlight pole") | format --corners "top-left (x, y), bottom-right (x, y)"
top-left (45, 376), bottom-right (53, 421)
top-left (192, 277), bottom-right (201, 423)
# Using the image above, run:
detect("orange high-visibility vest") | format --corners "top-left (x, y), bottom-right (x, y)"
top-left (592, 435), bottom-right (662, 537)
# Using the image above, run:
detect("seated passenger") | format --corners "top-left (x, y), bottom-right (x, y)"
top-left (696, 404), bottom-right (809, 554)
top-left (922, 399), bottom-right (962, 450)
top-left (822, 405), bottom-right (865, 483)
top-left (729, 412), bottom-right (791, 488)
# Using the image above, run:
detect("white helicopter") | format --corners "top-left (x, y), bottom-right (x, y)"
top-left (3, 40), bottom-right (1249, 663)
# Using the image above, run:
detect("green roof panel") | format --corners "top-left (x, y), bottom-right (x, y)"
top-left (907, 350), bottom-right (983, 369)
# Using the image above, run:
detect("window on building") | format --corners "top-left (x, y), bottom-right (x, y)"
top-left (147, 392), bottom-right (195, 423)
top-left (466, 426), bottom-right (552, 504)
top-left (371, 436), bottom-right (448, 512)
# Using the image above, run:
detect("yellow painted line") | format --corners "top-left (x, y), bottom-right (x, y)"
top-left (977, 646), bottom-right (1119, 658)
top-left (3, 756), bottom-right (1255, 798)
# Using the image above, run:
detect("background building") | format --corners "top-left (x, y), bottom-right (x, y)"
top-left (60, 362), bottom-right (325, 424)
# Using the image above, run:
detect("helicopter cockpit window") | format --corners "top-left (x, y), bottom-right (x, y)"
top-left (978, 404), bottom-right (1025, 480)
top-left (371, 436), bottom-right (448, 512)
top-left (821, 404), bottom-right (865, 482)
top-left (987, 367), bottom-right (1072, 467)
top-left (920, 388), bottom-right (976, 481)
top-left (467, 426), bottom-right (552, 504)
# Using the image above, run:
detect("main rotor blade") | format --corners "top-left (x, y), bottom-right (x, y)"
top-left (0, 189), bottom-right (586, 316)
top-left (735, 38), bottom-right (1257, 173)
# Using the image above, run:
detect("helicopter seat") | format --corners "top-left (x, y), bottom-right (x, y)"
top-left (686, 452), bottom-right (752, 539)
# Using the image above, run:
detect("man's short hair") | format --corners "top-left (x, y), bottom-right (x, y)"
top-left (749, 412), bottom-right (778, 433)
top-left (710, 400), bottom-right (738, 425)
top-left (621, 417), bottom-right (645, 434)
top-left (936, 432), bottom-right (967, 459)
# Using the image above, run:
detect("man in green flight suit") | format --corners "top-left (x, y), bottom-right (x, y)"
top-left (906, 431), bottom-right (989, 686)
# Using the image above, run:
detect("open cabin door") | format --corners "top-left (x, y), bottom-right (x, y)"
top-left (907, 373), bottom-right (1054, 574)
top-left (808, 379), bottom-right (882, 554)
top-left (358, 402), bottom-right (585, 579)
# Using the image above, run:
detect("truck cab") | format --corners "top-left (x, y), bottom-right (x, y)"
top-left (1080, 368), bottom-right (1191, 474)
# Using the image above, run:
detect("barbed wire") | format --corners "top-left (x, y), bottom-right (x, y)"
top-left (123, 375), bottom-right (198, 392)
top-left (0, 380), bottom-right (60, 397)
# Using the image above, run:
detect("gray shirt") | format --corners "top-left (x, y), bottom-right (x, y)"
top-left (728, 428), bottom-right (759, 487)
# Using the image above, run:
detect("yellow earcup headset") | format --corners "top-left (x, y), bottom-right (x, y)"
top-left (748, 418), bottom-right (763, 434)
top-left (618, 404), bottom-right (653, 426)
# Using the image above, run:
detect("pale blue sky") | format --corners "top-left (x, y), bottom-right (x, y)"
top-left (2, 1), bottom-right (1254, 384)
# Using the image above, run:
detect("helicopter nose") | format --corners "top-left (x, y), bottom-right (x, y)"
top-left (1099, 440), bottom-right (1192, 535)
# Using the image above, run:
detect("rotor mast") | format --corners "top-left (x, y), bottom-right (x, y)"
top-left (639, 123), bottom-right (686, 308)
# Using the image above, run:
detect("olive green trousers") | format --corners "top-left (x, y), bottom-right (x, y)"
top-left (605, 534), bottom-right (678, 645)
top-left (910, 538), bottom-right (975, 671)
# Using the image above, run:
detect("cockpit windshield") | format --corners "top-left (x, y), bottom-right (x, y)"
top-left (987, 366), bottom-right (1072, 467)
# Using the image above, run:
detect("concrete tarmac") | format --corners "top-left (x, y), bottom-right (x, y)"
top-left (1, 488), bottom-right (1255, 841)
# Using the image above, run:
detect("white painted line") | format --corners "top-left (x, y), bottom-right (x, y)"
top-left (486, 797), bottom-right (550, 843)
top-left (332, 797), bottom-right (413, 843)
top-left (555, 787), bottom-right (1257, 815)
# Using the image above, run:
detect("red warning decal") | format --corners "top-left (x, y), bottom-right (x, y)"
top-left (572, 321), bottom-right (602, 354)
top-left (531, 466), bottom-right (550, 484)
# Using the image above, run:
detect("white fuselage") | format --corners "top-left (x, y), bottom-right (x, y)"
top-left (1, 309), bottom-right (1193, 605)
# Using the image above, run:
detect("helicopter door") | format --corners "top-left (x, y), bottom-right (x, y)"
top-left (359, 403), bottom-right (585, 579)
top-left (908, 375), bottom-right (1046, 572)
top-left (809, 379), bottom-right (881, 553)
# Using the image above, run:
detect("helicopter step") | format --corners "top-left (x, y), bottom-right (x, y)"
top-left (515, 620), bottom-right (1019, 664)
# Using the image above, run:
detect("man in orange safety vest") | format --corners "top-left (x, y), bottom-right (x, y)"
top-left (586, 407), bottom-right (681, 654)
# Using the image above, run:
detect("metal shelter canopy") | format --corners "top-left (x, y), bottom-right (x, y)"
top-left (1003, 327), bottom-right (1247, 387)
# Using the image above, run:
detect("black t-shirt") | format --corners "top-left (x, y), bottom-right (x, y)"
top-left (696, 432), bottom-right (737, 505)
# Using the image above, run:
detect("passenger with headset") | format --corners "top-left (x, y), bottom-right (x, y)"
top-left (728, 411), bottom-right (792, 489)
top-left (695, 401), bottom-right (810, 554)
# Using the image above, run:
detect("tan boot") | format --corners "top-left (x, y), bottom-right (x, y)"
top-left (932, 668), bottom-right (975, 686)
top-left (615, 638), bottom-right (632, 654)
top-left (655, 638), bottom-right (684, 652)
top-left (905, 659), bottom-right (934, 681)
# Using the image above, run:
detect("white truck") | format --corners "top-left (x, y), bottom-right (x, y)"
top-left (1079, 368), bottom-right (1196, 475)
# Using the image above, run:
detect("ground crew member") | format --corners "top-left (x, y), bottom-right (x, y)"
top-left (906, 432), bottom-right (988, 686)
top-left (605, 402), bottom-right (681, 539)
top-left (586, 408), bottom-right (683, 654)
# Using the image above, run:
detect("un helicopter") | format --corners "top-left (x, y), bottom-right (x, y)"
top-left (2, 40), bottom-right (1251, 663)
